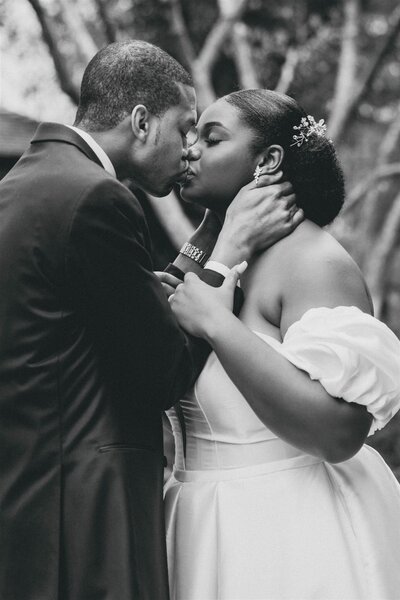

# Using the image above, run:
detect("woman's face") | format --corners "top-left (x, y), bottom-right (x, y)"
top-left (180, 98), bottom-right (257, 213)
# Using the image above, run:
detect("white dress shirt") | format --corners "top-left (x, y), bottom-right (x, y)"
top-left (67, 125), bottom-right (116, 178)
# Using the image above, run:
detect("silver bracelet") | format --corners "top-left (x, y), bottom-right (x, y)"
top-left (179, 242), bottom-right (209, 266)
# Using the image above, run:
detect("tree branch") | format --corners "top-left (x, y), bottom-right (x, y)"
top-left (197, 0), bottom-right (247, 69)
top-left (164, 0), bottom-right (196, 70)
top-left (348, 103), bottom-right (400, 264)
top-left (275, 48), bottom-right (300, 95)
top-left (94, 0), bottom-right (118, 43)
top-left (58, 0), bottom-right (99, 65)
top-left (190, 62), bottom-right (217, 112)
top-left (231, 22), bottom-right (260, 89)
top-left (342, 163), bottom-right (400, 215)
top-left (328, 0), bottom-right (360, 141)
top-left (330, 3), bottom-right (400, 142)
top-left (275, 0), bottom-right (308, 95)
top-left (351, 5), bottom-right (400, 115)
top-left (27, 0), bottom-right (80, 104)
top-left (379, 106), bottom-right (400, 166)
top-left (193, 0), bottom-right (249, 111)
top-left (364, 193), bottom-right (400, 318)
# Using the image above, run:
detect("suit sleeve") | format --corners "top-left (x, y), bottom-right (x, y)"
top-left (165, 263), bottom-right (244, 314)
top-left (65, 179), bottom-right (209, 411)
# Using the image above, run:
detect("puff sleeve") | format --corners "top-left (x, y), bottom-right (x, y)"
top-left (259, 306), bottom-right (400, 435)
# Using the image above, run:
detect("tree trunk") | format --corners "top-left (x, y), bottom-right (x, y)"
top-left (231, 23), bottom-right (260, 89)
top-left (342, 163), bottom-right (400, 216)
top-left (364, 193), bottom-right (400, 318)
top-left (351, 103), bottom-right (400, 267)
top-left (27, 0), bottom-right (80, 104)
top-left (275, 0), bottom-right (308, 95)
top-left (275, 48), bottom-right (299, 95)
top-left (349, 5), bottom-right (400, 124)
top-left (58, 0), bottom-right (99, 64)
top-left (192, 0), bottom-right (249, 111)
top-left (165, 0), bottom-right (196, 70)
top-left (330, 3), bottom-right (400, 143)
top-left (379, 105), bottom-right (400, 165)
top-left (94, 0), bottom-right (118, 44)
top-left (356, 108), bottom-right (400, 255)
top-left (328, 0), bottom-right (360, 141)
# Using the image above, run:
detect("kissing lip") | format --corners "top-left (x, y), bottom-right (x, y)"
top-left (175, 169), bottom-right (190, 184)
top-left (177, 167), bottom-right (197, 186)
top-left (185, 167), bottom-right (197, 179)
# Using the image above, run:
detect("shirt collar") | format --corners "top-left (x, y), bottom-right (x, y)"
top-left (67, 125), bottom-right (116, 178)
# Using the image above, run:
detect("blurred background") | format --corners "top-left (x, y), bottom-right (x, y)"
top-left (1, 0), bottom-right (399, 477)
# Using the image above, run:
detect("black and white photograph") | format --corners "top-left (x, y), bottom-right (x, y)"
top-left (1, 1), bottom-right (400, 598)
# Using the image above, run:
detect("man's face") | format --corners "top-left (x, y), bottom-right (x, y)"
top-left (132, 83), bottom-right (198, 197)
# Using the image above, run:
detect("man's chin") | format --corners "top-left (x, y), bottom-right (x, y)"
top-left (150, 188), bottom-right (173, 198)
top-left (179, 188), bottom-right (207, 208)
top-left (179, 183), bottom-right (199, 202)
top-left (137, 182), bottom-right (173, 198)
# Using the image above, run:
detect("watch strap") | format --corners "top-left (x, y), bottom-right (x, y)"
top-left (179, 242), bottom-right (209, 266)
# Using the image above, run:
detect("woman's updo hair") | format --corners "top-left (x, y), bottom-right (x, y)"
top-left (224, 89), bottom-right (345, 226)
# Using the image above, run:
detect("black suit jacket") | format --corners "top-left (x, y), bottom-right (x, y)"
top-left (0, 123), bottom-right (212, 600)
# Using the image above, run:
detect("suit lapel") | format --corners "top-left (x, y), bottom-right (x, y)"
top-left (31, 122), bottom-right (104, 170)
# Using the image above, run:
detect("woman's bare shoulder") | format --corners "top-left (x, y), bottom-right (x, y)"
top-left (271, 220), bottom-right (362, 280)
top-left (259, 220), bottom-right (373, 334)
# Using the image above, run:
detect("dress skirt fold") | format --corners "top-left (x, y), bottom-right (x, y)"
top-left (165, 446), bottom-right (400, 599)
top-left (165, 309), bottom-right (400, 600)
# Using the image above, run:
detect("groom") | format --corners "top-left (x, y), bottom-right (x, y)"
top-left (0, 41), bottom-right (299, 600)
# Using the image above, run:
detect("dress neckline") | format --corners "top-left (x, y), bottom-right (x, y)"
top-left (254, 305), bottom-right (364, 345)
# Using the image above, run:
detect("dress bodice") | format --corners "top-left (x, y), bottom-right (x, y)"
top-left (166, 307), bottom-right (400, 472)
top-left (166, 337), bottom-right (302, 471)
top-left (165, 309), bottom-right (400, 600)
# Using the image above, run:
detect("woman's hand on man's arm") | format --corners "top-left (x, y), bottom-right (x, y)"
top-left (169, 246), bottom-right (373, 463)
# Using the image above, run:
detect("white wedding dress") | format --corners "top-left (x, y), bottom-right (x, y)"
top-left (165, 307), bottom-right (400, 600)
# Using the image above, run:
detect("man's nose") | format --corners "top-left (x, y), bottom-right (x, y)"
top-left (187, 145), bottom-right (201, 162)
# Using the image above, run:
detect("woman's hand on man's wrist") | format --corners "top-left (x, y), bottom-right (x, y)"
top-left (169, 265), bottom-right (245, 341)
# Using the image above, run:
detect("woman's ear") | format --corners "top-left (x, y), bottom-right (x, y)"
top-left (131, 105), bottom-right (149, 141)
top-left (257, 145), bottom-right (284, 174)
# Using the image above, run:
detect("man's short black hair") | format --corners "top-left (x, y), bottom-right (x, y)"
top-left (74, 40), bottom-right (193, 131)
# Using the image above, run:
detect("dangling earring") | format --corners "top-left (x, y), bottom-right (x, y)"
top-left (253, 164), bottom-right (262, 186)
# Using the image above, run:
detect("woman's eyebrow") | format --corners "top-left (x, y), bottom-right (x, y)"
top-left (201, 121), bottom-right (229, 132)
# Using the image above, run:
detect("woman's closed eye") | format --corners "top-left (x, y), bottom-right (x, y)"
top-left (204, 136), bottom-right (221, 146)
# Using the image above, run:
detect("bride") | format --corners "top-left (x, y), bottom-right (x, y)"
top-left (164, 90), bottom-right (400, 599)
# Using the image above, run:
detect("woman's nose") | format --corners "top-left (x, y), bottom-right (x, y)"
top-left (187, 144), bottom-right (201, 162)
